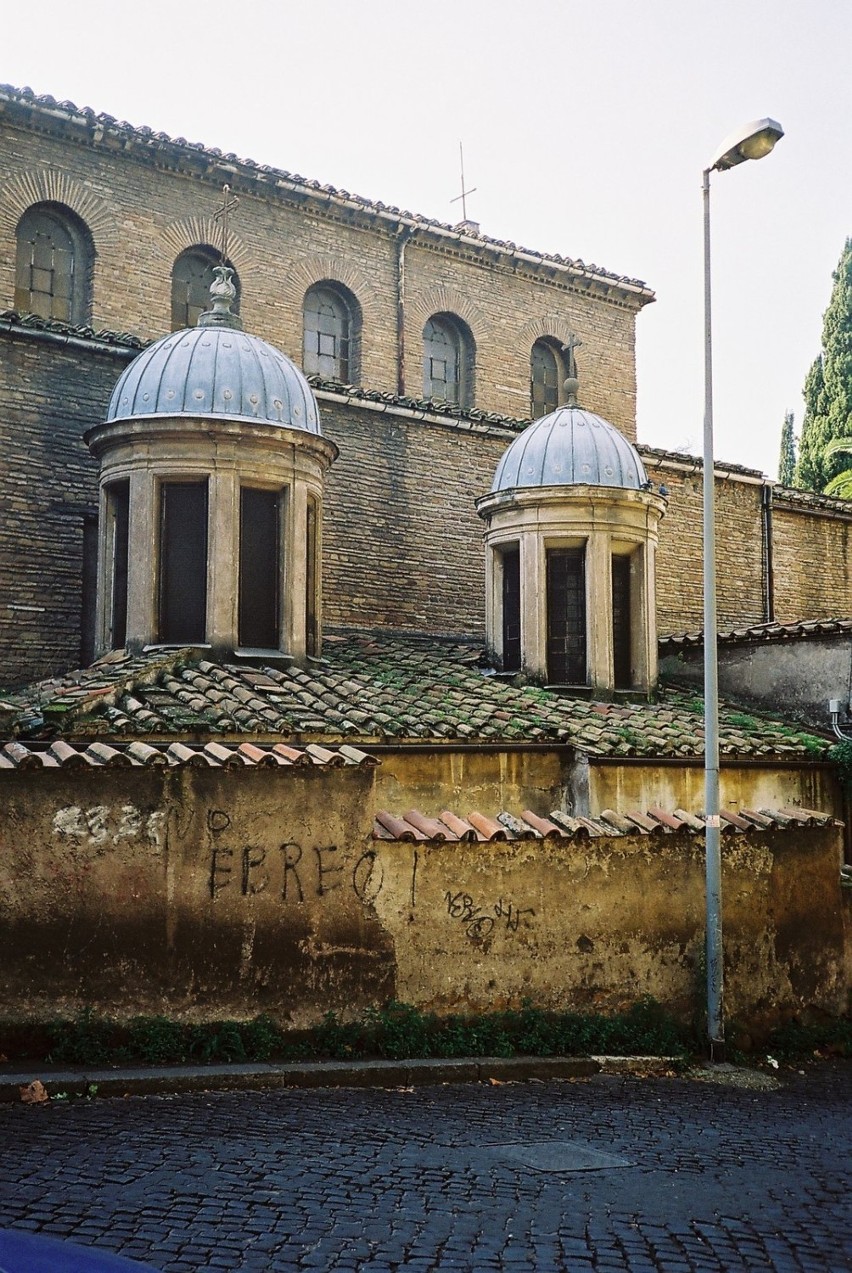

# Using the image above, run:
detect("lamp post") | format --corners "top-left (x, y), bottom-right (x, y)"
top-left (702, 118), bottom-right (784, 1062)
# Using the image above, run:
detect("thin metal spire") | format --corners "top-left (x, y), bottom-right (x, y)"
top-left (450, 142), bottom-right (477, 224)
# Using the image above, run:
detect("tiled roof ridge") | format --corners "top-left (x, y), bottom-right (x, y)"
top-left (0, 83), bottom-right (653, 300)
top-left (0, 738), bottom-right (377, 771)
top-left (0, 308), bottom-right (146, 350)
top-left (636, 443), bottom-right (765, 480)
top-left (373, 805), bottom-right (842, 842)
top-left (660, 616), bottom-right (852, 652)
top-left (309, 375), bottom-right (532, 432)
top-left (772, 485), bottom-right (852, 514)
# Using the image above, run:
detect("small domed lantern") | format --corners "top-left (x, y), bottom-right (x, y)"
top-left (85, 269), bottom-right (337, 662)
top-left (476, 376), bottom-right (666, 693)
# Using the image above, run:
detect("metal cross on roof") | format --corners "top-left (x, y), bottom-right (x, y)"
top-left (214, 183), bottom-right (240, 265)
top-left (450, 142), bottom-right (477, 223)
top-left (562, 333), bottom-right (583, 377)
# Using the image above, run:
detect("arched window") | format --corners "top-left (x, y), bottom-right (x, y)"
top-left (171, 247), bottom-right (240, 330)
top-left (423, 313), bottom-right (474, 407)
top-left (14, 203), bottom-right (94, 324)
top-left (303, 283), bottom-right (358, 382)
top-left (530, 339), bottom-right (565, 417)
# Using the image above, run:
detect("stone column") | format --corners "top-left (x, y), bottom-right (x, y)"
top-left (287, 481), bottom-right (308, 660)
top-left (586, 529), bottom-right (613, 692)
top-left (207, 470), bottom-right (239, 649)
top-left (125, 468), bottom-right (156, 648)
top-left (520, 530), bottom-right (546, 679)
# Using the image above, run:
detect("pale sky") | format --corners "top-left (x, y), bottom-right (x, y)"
top-left (2, 0), bottom-right (850, 478)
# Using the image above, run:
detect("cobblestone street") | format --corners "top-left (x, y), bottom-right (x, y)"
top-left (0, 1065), bottom-right (849, 1272)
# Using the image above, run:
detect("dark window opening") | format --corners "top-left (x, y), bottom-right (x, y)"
top-left (171, 247), bottom-right (240, 330)
top-left (530, 340), bottom-right (561, 417)
top-left (546, 547), bottom-right (586, 683)
top-left (306, 496), bottom-right (319, 657)
top-left (612, 555), bottom-right (632, 689)
top-left (159, 482), bottom-right (208, 643)
top-left (303, 285), bottom-right (352, 381)
top-left (239, 487), bottom-right (281, 649)
top-left (80, 513), bottom-right (99, 667)
top-left (501, 546), bottom-right (521, 671)
top-left (108, 483), bottom-right (130, 651)
top-left (15, 203), bottom-right (93, 325)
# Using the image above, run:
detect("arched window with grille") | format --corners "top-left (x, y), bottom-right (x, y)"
top-left (303, 283), bottom-right (359, 382)
top-left (14, 202), bottom-right (94, 324)
top-left (530, 339), bottom-right (565, 417)
top-left (171, 247), bottom-right (240, 330)
top-left (423, 313), bottom-right (474, 407)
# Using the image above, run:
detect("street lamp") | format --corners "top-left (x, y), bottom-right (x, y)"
top-left (702, 118), bottom-right (783, 1062)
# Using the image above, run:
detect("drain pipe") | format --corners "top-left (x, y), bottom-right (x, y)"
top-left (395, 226), bottom-right (415, 396)
top-left (761, 482), bottom-right (775, 622)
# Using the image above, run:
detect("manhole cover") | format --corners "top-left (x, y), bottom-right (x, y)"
top-left (491, 1140), bottom-right (633, 1173)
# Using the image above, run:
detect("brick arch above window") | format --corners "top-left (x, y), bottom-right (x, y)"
top-left (280, 255), bottom-right (378, 315)
top-left (159, 217), bottom-right (251, 277)
top-left (0, 170), bottom-right (114, 248)
top-left (407, 285), bottom-right (484, 341)
top-left (519, 315), bottom-right (583, 350)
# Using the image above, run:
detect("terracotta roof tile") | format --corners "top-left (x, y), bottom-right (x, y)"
top-left (660, 616), bottom-right (852, 653)
top-left (0, 739), bottom-right (377, 772)
top-left (2, 633), bottom-right (832, 760)
top-left (373, 806), bottom-right (842, 842)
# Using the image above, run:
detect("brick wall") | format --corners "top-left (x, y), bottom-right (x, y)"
top-left (320, 397), bottom-right (507, 637)
top-left (0, 335), bottom-right (121, 685)
top-left (773, 501), bottom-right (852, 621)
top-left (644, 459), bottom-right (767, 635)
top-left (0, 111), bottom-right (641, 435)
top-left (2, 333), bottom-right (852, 690)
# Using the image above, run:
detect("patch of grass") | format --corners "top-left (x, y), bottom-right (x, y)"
top-left (4, 998), bottom-right (697, 1067)
top-left (767, 1017), bottom-right (852, 1060)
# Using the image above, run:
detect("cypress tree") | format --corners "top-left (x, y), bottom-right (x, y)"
top-left (777, 410), bottom-right (796, 486)
top-left (795, 239), bottom-right (852, 490)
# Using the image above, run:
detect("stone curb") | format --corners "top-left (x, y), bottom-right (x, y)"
top-left (0, 1055), bottom-right (609, 1101)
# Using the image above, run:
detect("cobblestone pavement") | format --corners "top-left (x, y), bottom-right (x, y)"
top-left (0, 1065), bottom-right (849, 1272)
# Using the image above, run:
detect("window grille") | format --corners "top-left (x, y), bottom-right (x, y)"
top-left (15, 203), bottom-right (92, 324)
top-left (172, 248), bottom-right (240, 330)
top-left (303, 286), bottom-right (350, 381)
top-left (546, 548), bottom-right (586, 683)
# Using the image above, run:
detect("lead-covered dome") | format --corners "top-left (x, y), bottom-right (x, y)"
top-left (106, 267), bottom-right (321, 434)
top-left (492, 399), bottom-right (646, 493)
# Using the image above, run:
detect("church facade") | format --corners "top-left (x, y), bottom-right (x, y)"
top-left (0, 85), bottom-right (849, 1034)
top-left (2, 83), bottom-right (852, 689)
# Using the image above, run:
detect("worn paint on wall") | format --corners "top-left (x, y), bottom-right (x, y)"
top-left (585, 762), bottom-right (838, 822)
top-left (0, 767), bottom-right (846, 1029)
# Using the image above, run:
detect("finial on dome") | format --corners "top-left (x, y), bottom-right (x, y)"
top-left (563, 375), bottom-right (580, 407)
top-left (198, 265), bottom-right (243, 331)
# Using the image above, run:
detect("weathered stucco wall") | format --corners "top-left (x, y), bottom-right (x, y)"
top-left (0, 767), bottom-right (846, 1030)
top-left (660, 638), bottom-right (852, 730)
top-left (584, 761), bottom-right (838, 822)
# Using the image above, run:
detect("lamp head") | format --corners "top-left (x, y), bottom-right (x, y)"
top-left (710, 118), bottom-right (784, 172)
